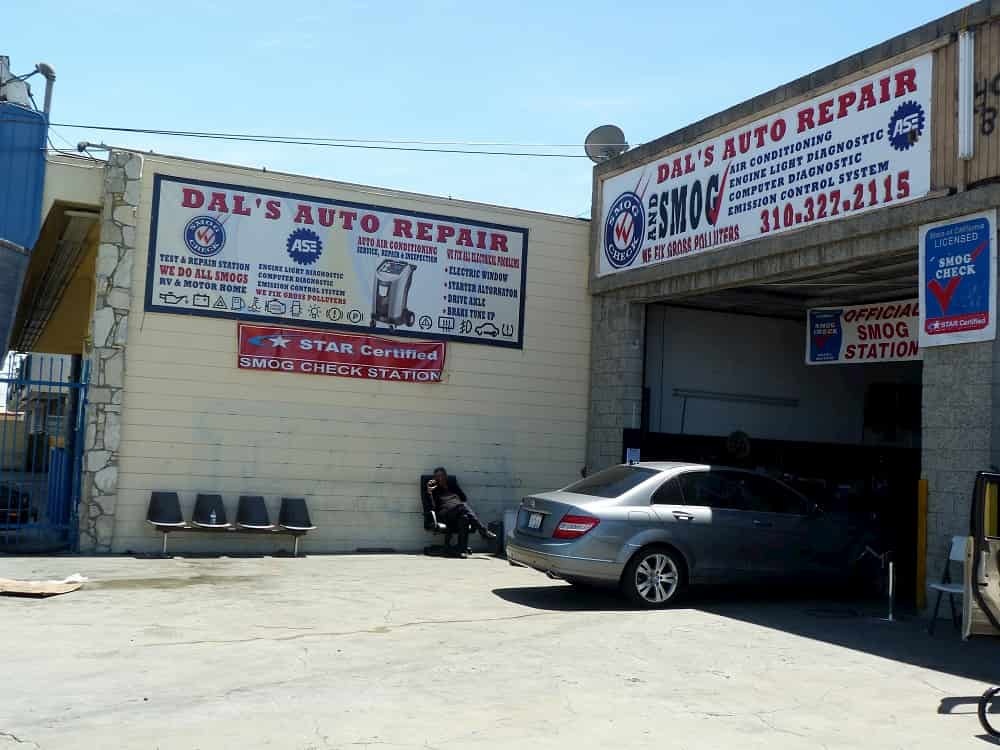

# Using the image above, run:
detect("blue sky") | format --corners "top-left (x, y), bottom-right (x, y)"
top-left (5, 0), bottom-right (969, 216)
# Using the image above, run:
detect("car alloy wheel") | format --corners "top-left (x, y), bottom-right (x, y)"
top-left (623, 548), bottom-right (685, 608)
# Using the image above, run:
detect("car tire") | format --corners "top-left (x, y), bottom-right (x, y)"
top-left (621, 546), bottom-right (686, 608)
top-left (979, 686), bottom-right (1000, 738)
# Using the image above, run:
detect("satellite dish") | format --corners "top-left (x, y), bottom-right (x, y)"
top-left (584, 125), bottom-right (628, 163)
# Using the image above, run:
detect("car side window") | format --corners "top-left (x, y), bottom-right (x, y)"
top-left (677, 471), bottom-right (746, 511)
top-left (722, 472), bottom-right (808, 515)
top-left (651, 478), bottom-right (685, 505)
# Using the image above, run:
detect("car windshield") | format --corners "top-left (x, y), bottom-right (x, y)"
top-left (563, 465), bottom-right (660, 498)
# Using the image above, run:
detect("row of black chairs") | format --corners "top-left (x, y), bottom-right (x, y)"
top-left (147, 492), bottom-right (315, 555)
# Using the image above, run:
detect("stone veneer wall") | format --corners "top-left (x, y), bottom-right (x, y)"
top-left (78, 150), bottom-right (141, 552)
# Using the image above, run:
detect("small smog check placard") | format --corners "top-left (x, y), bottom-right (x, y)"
top-left (806, 299), bottom-right (920, 365)
top-left (145, 174), bottom-right (528, 348)
top-left (919, 209), bottom-right (997, 347)
top-left (238, 324), bottom-right (446, 383)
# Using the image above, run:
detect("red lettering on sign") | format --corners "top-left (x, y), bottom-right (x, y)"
top-left (182, 188), bottom-right (204, 208)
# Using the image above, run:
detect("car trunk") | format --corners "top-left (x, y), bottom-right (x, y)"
top-left (515, 492), bottom-right (583, 539)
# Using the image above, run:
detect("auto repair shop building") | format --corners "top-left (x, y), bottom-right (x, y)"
top-left (7, 151), bottom-right (590, 554)
top-left (587, 1), bottom-right (1000, 606)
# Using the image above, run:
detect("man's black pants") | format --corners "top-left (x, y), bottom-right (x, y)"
top-left (442, 504), bottom-right (486, 534)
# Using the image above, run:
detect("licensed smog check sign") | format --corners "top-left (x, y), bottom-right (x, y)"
top-left (145, 175), bottom-right (528, 348)
top-left (597, 55), bottom-right (932, 276)
top-left (806, 300), bottom-right (920, 365)
top-left (919, 209), bottom-right (997, 347)
top-left (238, 324), bottom-right (446, 383)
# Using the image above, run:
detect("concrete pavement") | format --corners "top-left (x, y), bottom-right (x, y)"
top-left (0, 553), bottom-right (996, 749)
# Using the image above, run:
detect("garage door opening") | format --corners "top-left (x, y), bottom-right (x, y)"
top-left (629, 271), bottom-right (923, 607)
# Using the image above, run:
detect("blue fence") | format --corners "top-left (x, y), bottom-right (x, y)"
top-left (0, 353), bottom-right (88, 552)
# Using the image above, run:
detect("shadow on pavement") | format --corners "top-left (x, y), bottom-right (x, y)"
top-left (492, 583), bottom-right (629, 612)
top-left (494, 581), bottom-right (1000, 683)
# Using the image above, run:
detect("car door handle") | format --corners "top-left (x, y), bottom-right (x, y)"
top-left (672, 511), bottom-right (695, 521)
top-left (752, 519), bottom-right (773, 528)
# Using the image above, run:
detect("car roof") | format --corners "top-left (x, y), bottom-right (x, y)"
top-left (627, 462), bottom-right (762, 474)
top-left (629, 461), bottom-right (707, 471)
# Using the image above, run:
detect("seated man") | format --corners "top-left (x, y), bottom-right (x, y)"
top-left (426, 467), bottom-right (496, 554)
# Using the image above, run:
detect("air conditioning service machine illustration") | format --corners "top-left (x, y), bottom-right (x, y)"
top-left (371, 259), bottom-right (417, 329)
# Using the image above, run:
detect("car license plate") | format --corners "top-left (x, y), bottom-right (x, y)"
top-left (527, 512), bottom-right (543, 530)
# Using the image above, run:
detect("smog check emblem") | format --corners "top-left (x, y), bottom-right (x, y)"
top-left (184, 216), bottom-right (226, 257)
top-left (604, 192), bottom-right (644, 269)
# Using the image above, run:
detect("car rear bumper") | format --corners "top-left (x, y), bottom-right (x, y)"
top-left (506, 539), bottom-right (623, 583)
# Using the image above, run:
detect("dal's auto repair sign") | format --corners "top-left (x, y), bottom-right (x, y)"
top-left (919, 209), bottom-right (997, 347)
top-left (598, 55), bottom-right (932, 276)
top-left (238, 324), bottom-right (445, 383)
top-left (806, 300), bottom-right (920, 365)
top-left (145, 175), bottom-right (528, 348)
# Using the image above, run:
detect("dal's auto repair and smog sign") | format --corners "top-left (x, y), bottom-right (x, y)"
top-left (598, 55), bottom-right (932, 276)
top-left (918, 209), bottom-right (997, 347)
top-left (806, 300), bottom-right (920, 365)
top-left (145, 175), bottom-right (528, 348)
top-left (238, 324), bottom-right (446, 383)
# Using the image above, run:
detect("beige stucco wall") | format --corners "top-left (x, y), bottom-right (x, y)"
top-left (110, 154), bottom-right (591, 554)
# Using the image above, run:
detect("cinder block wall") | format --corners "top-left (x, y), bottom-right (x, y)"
top-left (922, 341), bottom-right (994, 600)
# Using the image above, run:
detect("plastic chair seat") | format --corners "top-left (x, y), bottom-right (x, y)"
top-left (279, 498), bottom-right (316, 531)
top-left (147, 491), bottom-right (186, 528)
top-left (236, 496), bottom-right (274, 530)
top-left (929, 582), bottom-right (963, 594)
top-left (192, 493), bottom-right (232, 529)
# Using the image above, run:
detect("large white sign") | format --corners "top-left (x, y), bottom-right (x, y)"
top-left (918, 209), bottom-right (997, 347)
top-left (806, 299), bottom-right (920, 365)
top-left (598, 55), bottom-right (933, 276)
top-left (145, 175), bottom-right (528, 348)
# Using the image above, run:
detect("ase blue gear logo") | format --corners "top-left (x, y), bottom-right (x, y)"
top-left (888, 101), bottom-right (925, 151)
top-left (286, 228), bottom-right (323, 265)
top-left (184, 216), bottom-right (226, 258)
top-left (603, 192), bottom-right (644, 269)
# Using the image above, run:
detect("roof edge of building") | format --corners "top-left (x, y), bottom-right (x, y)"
top-left (597, 0), bottom-right (995, 177)
top-left (106, 148), bottom-right (590, 227)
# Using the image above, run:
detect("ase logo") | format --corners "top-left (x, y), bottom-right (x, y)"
top-left (603, 192), bottom-right (644, 269)
top-left (184, 216), bottom-right (227, 257)
top-left (286, 228), bottom-right (323, 265)
top-left (888, 101), bottom-right (926, 152)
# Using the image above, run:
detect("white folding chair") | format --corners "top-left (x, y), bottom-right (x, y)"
top-left (928, 535), bottom-right (966, 635)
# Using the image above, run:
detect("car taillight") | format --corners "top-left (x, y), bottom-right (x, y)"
top-left (552, 514), bottom-right (600, 539)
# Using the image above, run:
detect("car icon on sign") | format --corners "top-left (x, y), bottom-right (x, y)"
top-left (475, 322), bottom-right (500, 337)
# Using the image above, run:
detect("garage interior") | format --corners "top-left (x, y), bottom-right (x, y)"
top-left (627, 249), bottom-right (923, 606)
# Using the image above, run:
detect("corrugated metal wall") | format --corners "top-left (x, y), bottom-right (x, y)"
top-left (0, 102), bottom-right (47, 354)
top-left (932, 21), bottom-right (1000, 189)
top-left (969, 20), bottom-right (1000, 185)
top-left (0, 102), bottom-right (46, 248)
top-left (931, 41), bottom-right (958, 190)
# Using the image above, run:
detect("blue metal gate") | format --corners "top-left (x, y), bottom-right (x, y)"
top-left (0, 354), bottom-right (89, 552)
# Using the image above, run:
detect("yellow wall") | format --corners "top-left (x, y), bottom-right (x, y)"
top-left (111, 155), bottom-right (592, 554)
top-left (32, 234), bottom-right (98, 355)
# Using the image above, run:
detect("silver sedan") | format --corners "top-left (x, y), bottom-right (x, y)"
top-left (506, 462), bottom-right (865, 608)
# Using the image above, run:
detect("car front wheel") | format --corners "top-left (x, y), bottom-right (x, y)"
top-left (622, 547), bottom-right (686, 608)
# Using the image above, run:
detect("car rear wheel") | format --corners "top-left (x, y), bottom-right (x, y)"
top-left (622, 547), bottom-right (686, 608)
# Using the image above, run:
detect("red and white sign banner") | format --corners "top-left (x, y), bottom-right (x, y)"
top-left (806, 299), bottom-right (921, 365)
top-left (598, 55), bottom-right (932, 276)
top-left (237, 324), bottom-right (445, 383)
